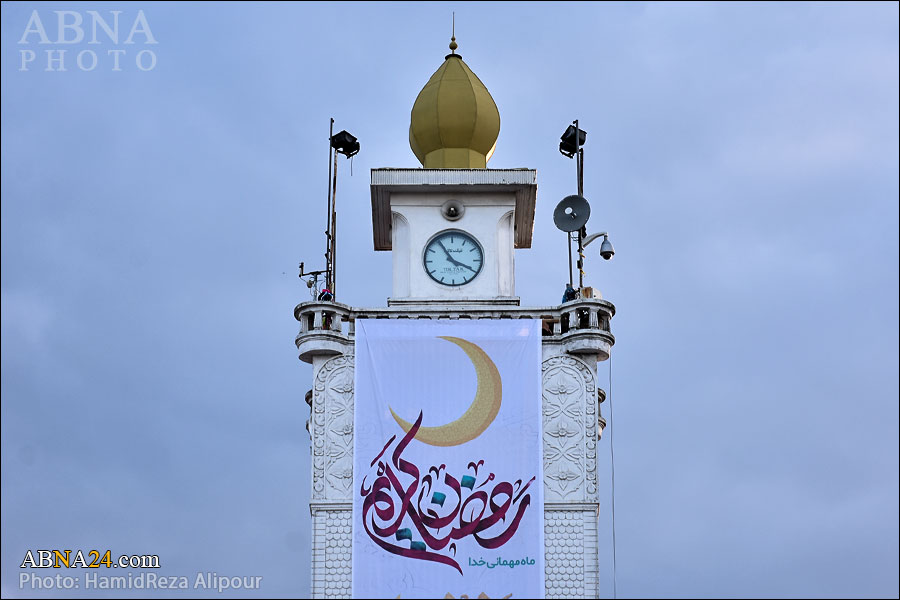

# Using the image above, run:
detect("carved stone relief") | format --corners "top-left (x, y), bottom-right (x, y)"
top-left (541, 355), bottom-right (598, 502)
top-left (312, 355), bottom-right (355, 500)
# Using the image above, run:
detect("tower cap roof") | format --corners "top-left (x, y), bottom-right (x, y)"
top-left (409, 40), bottom-right (500, 169)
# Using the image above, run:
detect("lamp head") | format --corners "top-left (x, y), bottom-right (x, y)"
top-left (559, 124), bottom-right (587, 158)
top-left (331, 130), bottom-right (360, 157)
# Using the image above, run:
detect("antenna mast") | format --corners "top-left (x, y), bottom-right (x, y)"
top-left (555, 119), bottom-right (615, 297)
top-left (299, 119), bottom-right (360, 301)
top-left (325, 118), bottom-right (335, 294)
top-left (575, 119), bottom-right (585, 290)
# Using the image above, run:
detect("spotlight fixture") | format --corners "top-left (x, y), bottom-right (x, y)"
top-left (559, 124), bottom-right (587, 158)
top-left (330, 130), bottom-right (360, 158)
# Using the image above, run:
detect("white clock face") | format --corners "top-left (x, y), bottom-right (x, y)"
top-left (423, 230), bottom-right (484, 286)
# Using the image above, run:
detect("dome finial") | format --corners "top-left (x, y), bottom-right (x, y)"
top-left (449, 12), bottom-right (457, 53)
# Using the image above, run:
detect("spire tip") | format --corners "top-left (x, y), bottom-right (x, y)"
top-left (449, 12), bottom-right (457, 53)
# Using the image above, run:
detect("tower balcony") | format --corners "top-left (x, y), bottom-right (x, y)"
top-left (294, 298), bottom-right (615, 364)
top-left (293, 301), bottom-right (354, 363)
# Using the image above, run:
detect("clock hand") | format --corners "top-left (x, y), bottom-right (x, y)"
top-left (437, 240), bottom-right (479, 274)
top-left (437, 240), bottom-right (466, 267)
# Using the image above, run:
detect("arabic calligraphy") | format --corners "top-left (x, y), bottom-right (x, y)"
top-left (468, 556), bottom-right (536, 569)
top-left (360, 411), bottom-right (537, 574)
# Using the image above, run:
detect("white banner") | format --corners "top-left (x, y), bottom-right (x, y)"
top-left (353, 319), bottom-right (544, 599)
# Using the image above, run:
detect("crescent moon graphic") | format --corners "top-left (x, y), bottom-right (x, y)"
top-left (390, 336), bottom-right (502, 447)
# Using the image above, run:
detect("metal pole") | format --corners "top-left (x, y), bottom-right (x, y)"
top-left (331, 149), bottom-right (339, 299)
top-left (578, 227), bottom-right (585, 290)
top-left (577, 149), bottom-right (584, 196)
top-left (577, 144), bottom-right (585, 289)
top-left (574, 120), bottom-right (581, 192)
top-left (325, 118), bottom-right (334, 292)
top-left (575, 120), bottom-right (584, 290)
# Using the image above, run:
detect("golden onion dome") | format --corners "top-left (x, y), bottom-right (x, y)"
top-left (409, 38), bottom-right (500, 169)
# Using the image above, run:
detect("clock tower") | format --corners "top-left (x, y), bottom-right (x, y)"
top-left (296, 37), bottom-right (616, 599)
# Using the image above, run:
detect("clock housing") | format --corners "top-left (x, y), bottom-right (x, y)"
top-left (423, 229), bottom-right (484, 287)
top-left (370, 169), bottom-right (537, 305)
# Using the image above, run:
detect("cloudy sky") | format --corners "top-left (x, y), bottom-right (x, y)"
top-left (1, 2), bottom-right (897, 598)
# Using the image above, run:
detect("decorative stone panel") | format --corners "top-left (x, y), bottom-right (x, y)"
top-left (542, 356), bottom-right (598, 502)
top-left (312, 356), bottom-right (355, 500)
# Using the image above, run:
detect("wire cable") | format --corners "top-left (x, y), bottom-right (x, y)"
top-left (608, 354), bottom-right (618, 599)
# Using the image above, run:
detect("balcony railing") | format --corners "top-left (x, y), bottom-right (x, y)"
top-left (294, 299), bottom-right (615, 363)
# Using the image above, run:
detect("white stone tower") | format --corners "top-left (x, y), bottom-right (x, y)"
top-left (295, 40), bottom-right (615, 599)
